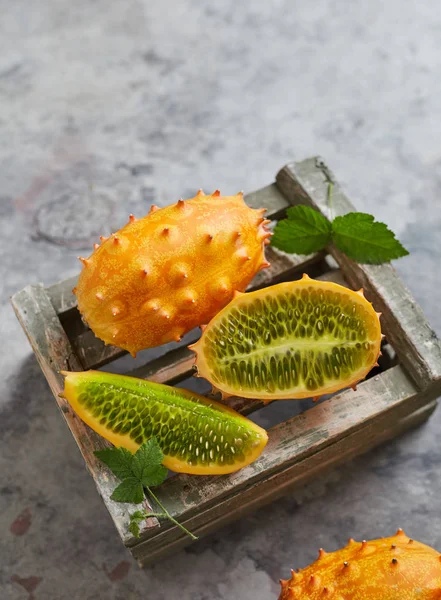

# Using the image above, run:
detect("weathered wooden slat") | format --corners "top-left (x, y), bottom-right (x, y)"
top-left (276, 157), bottom-right (441, 391)
top-left (134, 398), bottom-right (437, 565)
top-left (244, 182), bottom-right (290, 215)
top-left (46, 275), bottom-right (78, 315)
top-left (10, 284), bottom-right (160, 540)
top-left (128, 364), bottom-right (436, 554)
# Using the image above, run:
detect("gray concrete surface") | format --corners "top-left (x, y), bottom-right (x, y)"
top-left (1, 1), bottom-right (441, 598)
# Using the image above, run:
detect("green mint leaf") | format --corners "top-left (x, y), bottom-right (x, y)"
top-left (141, 465), bottom-right (168, 487)
top-left (130, 510), bottom-right (146, 521)
top-left (94, 446), bottom-right (134, 481)
top-left (110, 478), bottom-right (144, 504)
top-left (332, 212), bottom-right (409, 264)
top-left (128, 518), bottom-right (141, 538)
top-left (271, 205), bottom-right (332, 254)
top-left (131, 438), bottom-right (168, 487)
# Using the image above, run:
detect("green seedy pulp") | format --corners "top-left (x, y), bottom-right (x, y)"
top-left (76, 380), bottom-right (261, 467)
top-left (201, 286), bottom-right (378, 395)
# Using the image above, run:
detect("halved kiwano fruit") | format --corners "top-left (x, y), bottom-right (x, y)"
top-left (61, 370), bottom-right (268, 475)
top-left (190, 276), bottom-right (382, 401)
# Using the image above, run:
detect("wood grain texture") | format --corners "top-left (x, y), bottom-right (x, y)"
top-left (10, 284), bottom-right (160, 542)
top-left (276, 157), bottom-right (441, 391)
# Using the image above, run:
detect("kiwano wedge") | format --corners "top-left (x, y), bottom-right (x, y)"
top-left (190, 275), bottom-right (382, 401)
top-left (74, 191), bottom-right (271, 356)
top-left (61, 370), bottom-right (268, 475)
top-left (279, 529), bottom-right (441, 599)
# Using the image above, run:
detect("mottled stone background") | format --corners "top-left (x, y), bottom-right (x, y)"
top-left (1, 1), bottom-right (441, 599)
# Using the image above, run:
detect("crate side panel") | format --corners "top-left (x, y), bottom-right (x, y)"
top-left (47, 275), bottom-right (78, 314)
top-left (10, 284), bottom-right (160, 542)
top-left (276, 157), bottom-right (441, 390)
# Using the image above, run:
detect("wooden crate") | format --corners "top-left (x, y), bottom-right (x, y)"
top-left (11, 157), bottom-right (441, 566)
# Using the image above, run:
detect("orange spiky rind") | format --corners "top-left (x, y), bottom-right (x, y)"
top-left (74, 191), bottom-right (270, 354)
top-left (278, 531), bottom-right (441, 600)
top-left (191, 278), bottom-right (382, 401)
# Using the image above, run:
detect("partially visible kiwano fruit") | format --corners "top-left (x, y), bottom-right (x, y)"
top-left (190, 275), bottom-right (382, 401)
top-left (61, 370), bottom-right (268, 475)
top-left (279, 529), bottom-right (441, 600)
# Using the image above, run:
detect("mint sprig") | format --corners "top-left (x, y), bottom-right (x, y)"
top-left (95, 438), bottom-right (197, 540)
top-left (271, 187), bottom-right (408, 264)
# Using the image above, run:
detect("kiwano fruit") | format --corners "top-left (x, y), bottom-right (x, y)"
top-left (279, 529), bottom-right (441, 599)
top-left (191, 275), bottom-right (382, 401)
top-left (61, 370), bottom-right (268, 475)
top-left (74, 191), bottom-right (271, 356)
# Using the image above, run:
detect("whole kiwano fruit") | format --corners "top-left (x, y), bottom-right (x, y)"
top-left (279, 529), bottom-right (441, 599)
top-left (74, 191), bottom-right (271, 356)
